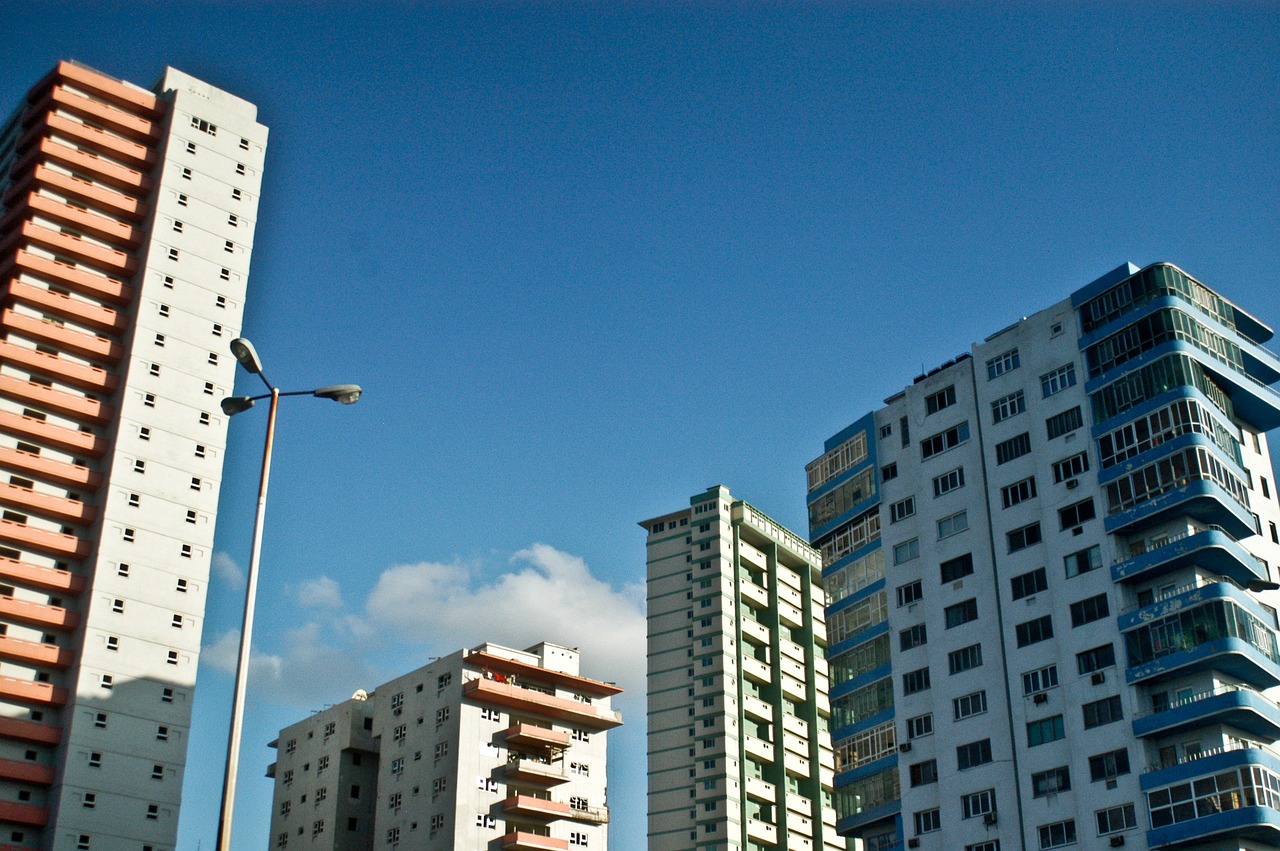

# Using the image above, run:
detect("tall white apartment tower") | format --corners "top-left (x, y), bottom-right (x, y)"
top-left (266, 642), bottom-right (622, 851)
top-left (644, 485), bottom-right (847, 851)
top-left (808, 262), bottom-right (1280, 851)
top-left (0, 61), bottom-right (265, 849)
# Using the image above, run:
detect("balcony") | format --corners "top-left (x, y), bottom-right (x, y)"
top-left (15, 137), bottom-right (151, 192)
top-left (746, 775), bottom-right (776, 803)
top-left (1105, 478), bottom-right (1257, 541)
top-left (0, 557), bottom-right (83, 594)
top-left (0, 408), bottom-right (107, 457)
top-left (744, 735), bottom-right (775, 762)
top-left (24, 111), bottom-right (156, 168)
top-left (0, 636), bottom-right (72, 668)
top-left (504, 755), bottom-right (568, 786)
top-left (0, 445), bottom-right (100, 490)
top-left (502, 795), bottom-right (569, 821)
top-left (500, 832), bottom-right (567, 851)
top-left (504, 723), bottom-right (569, 749)
top-left (747, 818), bottom-right (778, 845)
top-left (739, 579), bottom-right (768, 608)
top-left (16, 192), bottom-right (141, 247)
top-left (44, 84), bottom-right (161, 141)
top-left (22, 163), bottom-right (147, 220)
top-left (49, 61), bottom-right (164, 116)
top-left (0, 482), bottom-right (96, 525)
top-left (6, 280), bottom-right (128, 333)
top-left (13, 222), bottom-right (135, 275)
top-left (0, 520), bottom-right (86, 558)
top-left (1119, 580), bottom-right (1274, 632)
top-left (0, 676), bottom-right (66, 707)
top-left (4, 247), bottom-right (135, 304)
top-left (1134, 685), bottom-right (1280, 740)
top-left (0, 716), bottom-right (60, 745)
top-left (0, 596), bottom-right (78, 632)
top-left (463, 678), bottom-right (621, 730)
top-left (0, 375), bottom-right (111, 424)
top-left (742, 656), bottom-right (771, 685)
top-left (1142, 746), bottom-right (1280, 848)
top-left (0, 802), bottom-right (48, 826)
top-left (0, 758), bottom-right (53, 785)
top-left (0, 309), bottom-right (122, 363)
top-left (1113, 526), bottom-right (1266, 587)
top-left (0, 341), bottom-right (117, 396)
top-left (568, 804), bottom-right (609, 824)
top-left (743, 693), bottom-right (772, 722)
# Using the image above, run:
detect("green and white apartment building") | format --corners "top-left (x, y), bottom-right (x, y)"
top-left (808, 262), bottom-right (1280, 851)
top-left (644, 485), bottom-right (847, 851)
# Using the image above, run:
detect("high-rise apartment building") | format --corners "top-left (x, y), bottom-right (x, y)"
top-left (807, 262), bottom-right (1280, 851)
top-left (265, 642), bottom-right (622, 851)
top-left (0, 61), bottom-right (266, 849)
top-left (644, 485), bottom-right (846, 851)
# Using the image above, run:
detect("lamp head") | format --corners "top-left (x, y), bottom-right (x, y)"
top-left (230, 338), bottom-right (264, 374)
top-left (314, 384), bottom-right (362, 405)
top-left (221, 396), bottom-right (256, 416)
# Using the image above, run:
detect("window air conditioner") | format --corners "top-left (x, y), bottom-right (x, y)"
top-left (1110, 836), bottom-right (1126, 847)
top-left (1033, 692), bottom-right (1048, 704)
top-left (899, 742), bottom-right (912, 753)
top-left (983, 813), bottom-right (997, 826)
top-left (1091, 671), bottom-right (1106, 685)
top-left (1066, 479), bottom-right (1079, 489)
top-left (907, 840), bottom-right (920, 849)
top-left (1106, 779), bottom-right (1118, 789)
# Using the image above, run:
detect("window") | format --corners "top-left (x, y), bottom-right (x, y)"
top-left (879, 424), bottom-right (892, 439)
top-left (112, 599), bottom-right (124, 613)
top-left (926, 385), bottom-right (956, 415)
top-left (906, 713), bottom-right (933, 739)
top-left (1095, 803), bottom-right (1136, 835)
top-left (957, 739), bottom-right (992, 770)
top-left (890, 497), bottom-right (915, 523)
top-left (134, 459), bottom-right (146, 473)
top-left (921, 422), bottom-right (969, 459)
top-left (991, 390), bottom-right (1026, 423)
top-left (1058, 498), bottom-right (1096, 529)
top-left (433, 742), bottom-right (448, 761)
top-left (195, 444), bottom-right (206, 458)
top-left (1032, 766), bottom-right (1071, 797)
top-left (569, 832), bottom-right (588, 847)
top-left (83, 793), bottom-right (95, 808)
top-left (881, 462), bottom-right (898, 481)
top-left (940, 553), bottom-right (974, 582)
top-left (386, 828), bottom-right (400, 844)
top-left (1001, 476), bottom-right (1037, 508)
top-left (896, 580), bottom-right (922, 607)
top-left (181, 167), bottom-right (192, 180)
top-left (1051, 451), bottom-right (1089, 483)
top-left (144, 393), bottom-right (156, 407)
top-left (1038, 819), bottom-right (1076, 849)
top-left (1088, 748), bottom-right (1130, 781)
top-left (903, 667), bottom-right (931, 695)
top-left (966, 844), bottom-right (1000, 851)
top-left (1069, 594), bottom-right (1109, 627)
top-left (77, 837), bottom-right (90, 851)
top-left (996, 432), bottom-right (1032, 464)
top-left (1007, 522), bottom-right (1042, 552)
top-left (944, 598), bottom-right (978, 629)
top-left (173, 220), bottom-right (184, 233)
top-left (180, 544), bottom-right (192, 558)
top-left (987, 349), bottom-right (1020, 379)
top-left (1076, 644), bottom-right (1115, 674)
top-left (954, 690), bottom-right (988, 719)
top-left (167, 248), bottom-right (179, 261)
top-left (900, 624), bottom-right (927, 651)
top-left (128, 493), bottom-right (140, 507)
top-left (962, 789), bottom-right (995, 819)
top-left (1023, 664), bottom-right (1059, 694)
top-left (1011, 567), bottom-right (1047, 600)
top-left (909, 759), bottom-right (938, 786)
top-left (948, 642), bottom-right (983, 674)
top-left (1046, 406), bottom-right (1083, 439)
top-left (1063, 545), bottom-right (1101, 577)
top-left (1016, 615), bottom-right (1053, 647)
top-left (913, 808), bottom-right (941, 834)
top-left (1041, 364), bottom-right (1077, 397)
top-left (390, 758), bottom-right (404, 774)
top-left (156, 725), bottom-right (169, 741)
top-left (95, 712), bottom-right (107, 727)
top-left (436, 707), bottom-right (450, 726)
top-left (937, 511), bottom-right (968, 538)
top-left (208, 351), bottom-right (219, 364)
top-left (894, 538), bottom-right (919, 564)
top-left (89, 751), bottom-right (102, 767)
top-left (900, 416), bottom-right (910, 446)
top-left (933, 466), bottom-right (965, 496)
top-left (191, 477), bottom-right (202, 491)
top-left (1082, 696), bottom-right (1123, 729)
top-left (393, 724), bottom-right (407, 741)
top-left (1026, 715), bottom-right (1065, 746)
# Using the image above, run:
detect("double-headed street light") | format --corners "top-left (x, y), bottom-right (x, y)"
top-left (216, 337), bottom-right (360, 851)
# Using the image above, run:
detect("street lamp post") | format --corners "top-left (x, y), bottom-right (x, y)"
top-left (216, 338), bottom-right (360, 851)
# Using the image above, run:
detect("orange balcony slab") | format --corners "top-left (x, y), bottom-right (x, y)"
top-left (505, 723), bottom-right (570, 749)
top-left (0, 801), bottom-right (48, 826)
top-left (467, 650), bottom-right (623, 697)
top-left (18, 137), bottom-right (151, 193)
top-left (48, 61), bottom-right (162, 116)
top-left (7, 280), bottom-right (128, 333)
top-left (44, 85), bottom-right (160, 142)
top-left (0, 340), bottom-right (118, 394)
top-left (0, 558), bottom-right (82, 594)
top-left (17, 192), bottom-right (141, 247)
top-left (0, 596), bottom-right (79, 631)
top-left (464, 678), bottom-right (623, 730)
top-left (0, 446), bottom-right (100, 490)
top-left (0, 409), bottom-right (106, 457)
top-left (0, 481), bottom-right (95, 524)
top-left (500, 832), bottom-right (568, 851)
top-left (0, 375), bottom-right (111, 423)
top-left (21, 112), bottom-right (156, 169)
top-left (17, 164), bottom-right (147, 221)
top-left (0, 309), bottom-right (122, 363)
top-left (503, 756), bottom-right (569, 786)
top-left (0, 676), bottom-right (66, 707)
top-left (0, 636), bottom-right (72, 668)
top-left (0, 757), bottom-right (54, 786)
top-left (4, 248), bottom-right (135, 304)
top-left (11, 222), bottom-right (135, 275)
top-left (503, 794), bottom-right (570, 821)
top-left (0, 520), bottom-right (87, 559)
top-left (0, 716), bottom-right (60, 745)
top-left (568, 805), bottom-right (609, 824)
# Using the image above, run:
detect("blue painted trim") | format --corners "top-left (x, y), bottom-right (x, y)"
top-left (1069, 261), bottom-right (1141, 306)
top-left (1091, 384), bottom-right (1225, 439)
top-left (827, 578), bottom-right (886, 616)
top-left (1102, 478), bottom-right (1255, 539)
top-left (823, 411), bottom-right (876, 455)
top-left (1125, 636), bottom-right (1280, 688)
top-left (1111, 528), bottom-right (1266, 588)
top-left (1117, 581), bottom-right (1275, 633)
top-left (807, 455), bottom-right (877, 504)
top-left (1132, 688), bottom-right (1280, 740)
top-left (1147, 805), bottom-right (1280, 849)
top-left (836, 800), bottom-right (900, 835)
top-left (832, 706), bottom-right (894, 742)
top-left (1095, 431), bottom-right (1234, 486)
top-left (828, 621), bottom-right (890, 660)
top-left (836, 752), bottom-right (898, 785)
top-left (822, 538), bottom-right (883, 582)
top-left (829, 660), bottom-right (891, 699)
top-left (1140, 745), bottom-right (1280, 790)
top-left (810, 495), bottom-right (880, 544)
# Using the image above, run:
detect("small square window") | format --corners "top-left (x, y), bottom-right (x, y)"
top-left (156, 725), bottom-right (169, 741)
top-left (133, 459), bottom-right (146, 473)
top-left (177, 194), bottom-right (188, 206)
top-left (224, 240), bottom-right (234, 253)
top-left (176, 578), bottom-right (188, 592)
top-left (100, 676), bottom-right (113, 691)
top-left (106, 636), bottom-right (119, 651)
top-left (181, 167), bottom-right (191, 180)
top-left (94, 712), bottom-right (107, 727)
top-left (199, 412), bottom-right (211, 424)
top-left (207, 352), bottom-right (218, 365)
top-left (162, 275), bottom-right (175, 288)
top-left (236, 163), bottom-right (246, 175)
top-left (215, 295), bottom-right (227, 308)
top-left (117, 563), bottom-right (130, 577)
top-left (203, 381), bottom-right (215, 395)
top-left (152, 764), bottom-right (163, 780)
top-left (167, 248), bottom-right (179, 261)
top-left (185, 141), bottom-right (196, 154)
top-left (194, 444), bottom-right (206, 458)
top-left (180, 544), bottom-right (192, 558)
top-left (162, 688), bottom-right (174, 703)
top-left (172, 614), bottom-right (184, 628)
top-left (228, 214), bottom-right (238, 227)
top-left (190, 477), bottom-right (202, 491)
top-left (166, 650), bottom-right (179, 665)
top-left (158, 304), bottom-right (170, 317)
top-left (154, 334), bottom-right (165, 347)
top-left (112, 599), bottom-right (124, 613)
top-left (172, 221), bottom-right (183, 233)
top-left (239, 137), bottom-right (250, 150)
top-left (185, 510), bottom-right (197, 524)
top-left (231, 187), bottom-right (242, 200)
top-left (122, 528), bottom-right (135, 542)
top-left (149, 363), bottom-right (161, 376)
top-left (128, 493), bottom-right (140, 507)
top-left (144, 393), bottom-right (156, 407)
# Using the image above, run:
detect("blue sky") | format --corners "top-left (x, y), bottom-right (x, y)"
top-left (7, 3), bottom-right (1280, 849)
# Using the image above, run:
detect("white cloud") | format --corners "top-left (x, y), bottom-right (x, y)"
top-left (211, 551), bottom-right (245, 587)
top-left (365, 543), bottom-right (646, 697)
top-left (201, 626), bottom-right (370, 707)
top-left (294, 576), bottom-right (343, 609)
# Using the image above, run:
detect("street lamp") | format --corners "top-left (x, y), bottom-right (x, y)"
top-left (216, 337), bottom-right (360, 851)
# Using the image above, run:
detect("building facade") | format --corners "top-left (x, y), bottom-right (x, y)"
top-left (266, 642), bottom-right (622, 851)
top-left (644, 485), bottom-right (846, 851)
top-left (0, 61), bottom-right (266, 849)
top-left (808, 262), bottom-right (1280, 851)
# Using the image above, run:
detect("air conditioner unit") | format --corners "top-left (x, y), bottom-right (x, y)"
top-left (1106, 779), bottom-right (1118, 790)
top-left (1110, 836), bottom-right (1126, 847)
top-left (1033, 692), bottom-right (1048, 704)
top-left (983, 813), bottom-right (998, 826)
top-left (899, 742), bottom-right (912, 753)
top-left (393, 708), bottom-right (402, 716)
top-left (1072, 526), bottom-right (1084, 536)
top-left (1066, 478), bottom-right (1079, 489)
top-left (1091, 671), bottom-right (1106, 685)
top-left (907, 840), bottom-right (920, 849)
